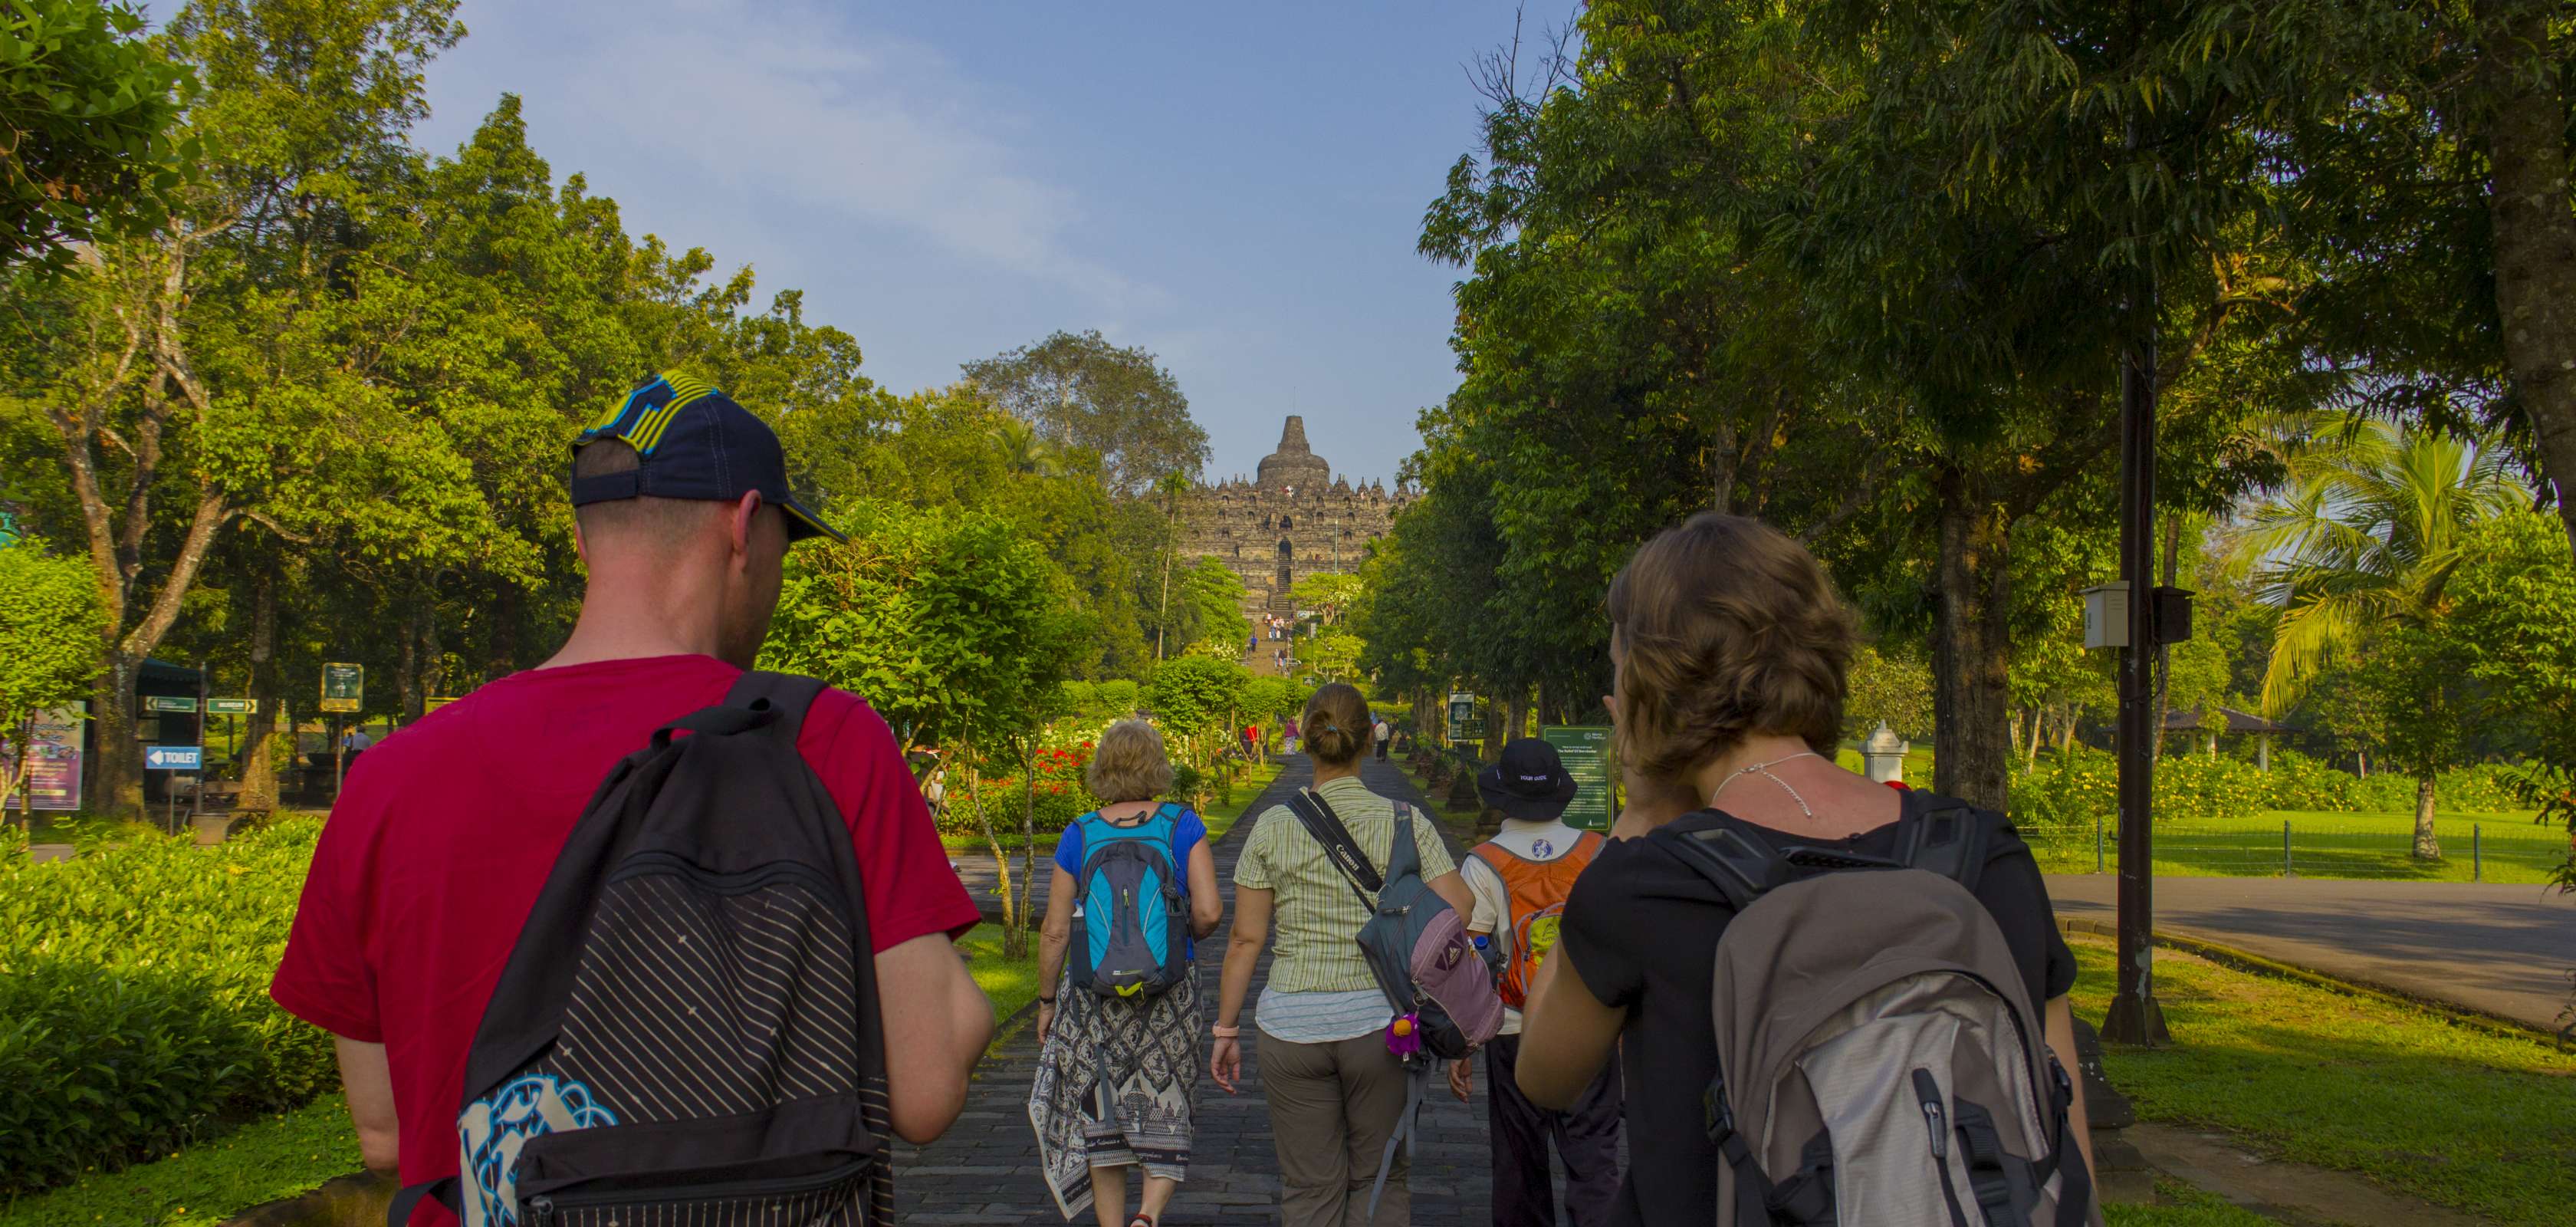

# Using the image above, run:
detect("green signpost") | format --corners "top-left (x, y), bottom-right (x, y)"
top-left (143, 695), bottom-right (199, 714)
top-left (207, 698), bottom-right (256, 715)
top-left (1543, 725), bottom-right (1615, 832)
top-left (320, 663), bottom-right (363, 714)
top-left (1447, 692), bottom-right (1478, 742)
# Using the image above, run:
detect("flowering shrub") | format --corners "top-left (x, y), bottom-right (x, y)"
top-left (936, 739), bottom-right (1107, 838)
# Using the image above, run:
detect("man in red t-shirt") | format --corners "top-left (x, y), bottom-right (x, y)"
top-left (271, 375), bottom-right (992, 1221)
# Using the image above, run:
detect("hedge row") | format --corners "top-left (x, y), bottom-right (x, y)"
top-left (2009, 745), bottom-right (2530, 831)
top-left (0, 819), bottom-right (333, 1196)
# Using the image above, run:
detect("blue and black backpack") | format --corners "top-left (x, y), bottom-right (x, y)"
top-left (1070, 804), bottom-right (1191, 998)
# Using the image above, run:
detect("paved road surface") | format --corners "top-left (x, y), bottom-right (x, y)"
top-left (2045, 874), bottom-right (2575, 1029)
top-left (900, 755), bottom-right (1559, 1224)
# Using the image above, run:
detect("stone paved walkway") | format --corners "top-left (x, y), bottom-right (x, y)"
top-left (896, 755), bottom-right (1520, 1225)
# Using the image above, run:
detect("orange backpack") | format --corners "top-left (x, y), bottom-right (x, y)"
top-left (1470, 831), bottom-right (1605, 1008)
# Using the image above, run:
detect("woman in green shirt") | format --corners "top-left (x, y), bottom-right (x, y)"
top-left (1211, 683), bottom-right (1473, 1226)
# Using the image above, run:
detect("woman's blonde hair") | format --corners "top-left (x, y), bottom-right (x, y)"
top-left (1300, 683), bottom-right (1372, 766)
top-left (1605, 512), bottom-right (1858, 784)
top-left (1086, 719), bottom-right (1175, 803)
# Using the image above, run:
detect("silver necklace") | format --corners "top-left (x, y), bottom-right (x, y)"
top-left (1709, 751), bottom-right (1825, 818)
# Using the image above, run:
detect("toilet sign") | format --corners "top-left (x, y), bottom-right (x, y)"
top-left (144, 745), bottom-right (202, 771)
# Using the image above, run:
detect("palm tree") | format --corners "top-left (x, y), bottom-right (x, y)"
top-left (987, 416), bottom-right (1065, 478)
top-left (2236, 414), bottom-right (2525, 857)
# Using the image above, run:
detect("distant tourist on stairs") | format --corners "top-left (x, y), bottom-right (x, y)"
top-left (1212, 683), bottom-right (1473, 1227)
top-left (1033, 719), bottom-right (1223, 1227)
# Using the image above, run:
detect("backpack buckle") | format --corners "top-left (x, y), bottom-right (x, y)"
top-left (1703, 1078), bottom-right (1735, 1143)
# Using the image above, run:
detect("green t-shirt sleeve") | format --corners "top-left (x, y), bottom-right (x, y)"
top-left (1234, 810), bottom-right (1280, 889)
top-left (1413, 812), bottom-right (1457, 879)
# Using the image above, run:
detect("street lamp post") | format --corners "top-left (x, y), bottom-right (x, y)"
top-left (2103, 266), bottom-right (2172, 1047)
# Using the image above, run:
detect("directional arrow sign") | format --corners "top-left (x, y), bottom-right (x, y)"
top-left (208, 698), bottom-right (257, 715)
top-left (143, 745), bottom-right (202, 771)
top-left (144, 695), bottom-right (199, 713)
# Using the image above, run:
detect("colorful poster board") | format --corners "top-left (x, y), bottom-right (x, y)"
top-left (2, 703), bottom-right (86, 811)
top-left (1542, 725), bottom-right (1615, 832)
top-left (320, 663), bottom-right (363, 713)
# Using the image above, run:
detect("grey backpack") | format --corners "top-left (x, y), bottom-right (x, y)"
top-left (1664, 794), bottom-right (2099, 1227)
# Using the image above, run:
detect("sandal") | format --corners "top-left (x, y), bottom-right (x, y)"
top-left (1126, 1216), bottom-right (1154, 1227)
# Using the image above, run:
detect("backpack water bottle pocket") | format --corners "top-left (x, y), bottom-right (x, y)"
top-left (521, 1154), bottom-right (872, 1226)
top-left (514, 1100), bottom-right (880, 1227)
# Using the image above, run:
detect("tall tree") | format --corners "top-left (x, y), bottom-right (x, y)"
top-left (761, 502), bottom-right (1090, 956)
top-left (0, 0), bottom-right (195, 271)
top-left (961, 329), bottom-right (1209, 498)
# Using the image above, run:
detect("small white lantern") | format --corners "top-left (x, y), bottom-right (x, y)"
top-left (1862, 722), bottom-right (1909, 785)
top-left (2082, 581), bottom-right (2130, 650)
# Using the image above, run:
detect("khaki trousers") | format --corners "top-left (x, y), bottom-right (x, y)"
top-left (1260, 1031), bottom-right (1413, 1227)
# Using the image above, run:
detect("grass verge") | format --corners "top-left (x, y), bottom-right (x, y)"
top-left (2104, 1180), bottom-right (2282, 1225)
top-left (1201, 760), bottom-right (1283, 844)
top-left (0, 1099), bottom-right (357, 1227)
top-left (959, 920), bottom-right (1045, 1058)
top-left (2068, 933), bottom-right (2574, 1224)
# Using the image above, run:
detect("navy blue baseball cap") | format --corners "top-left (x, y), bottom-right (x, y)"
top-left (568, 373), bottom-right (843, 544)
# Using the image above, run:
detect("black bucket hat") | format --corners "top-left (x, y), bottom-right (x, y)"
top-left (1477, 737), bottom-right (1579, 821)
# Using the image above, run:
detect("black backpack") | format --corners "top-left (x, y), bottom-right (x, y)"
top-left (390, 672), bottom-right (893, 1227)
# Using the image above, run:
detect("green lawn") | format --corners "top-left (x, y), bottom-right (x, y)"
top-left (2069, 933), bottom-right (2576, 1225)
top-left (2105, 1181), bottom-right (2282, 1225)
top-left (0, 1099), bottom-right (360, 1227)
top-left (2024, 809), bottom-right (2566, 883)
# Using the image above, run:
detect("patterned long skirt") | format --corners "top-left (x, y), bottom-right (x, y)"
top-left (1027, 972), bottom-right (1204, 1220)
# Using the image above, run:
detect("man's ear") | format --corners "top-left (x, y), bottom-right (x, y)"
top-left (729, 491), bottom-right (764, 560)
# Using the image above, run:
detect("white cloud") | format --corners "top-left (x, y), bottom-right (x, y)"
top-left (436, 0), bottom-right (1159, 308)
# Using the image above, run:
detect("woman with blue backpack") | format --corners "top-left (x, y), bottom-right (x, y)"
top-left (1032, 720), bottom-right (1224, 1227)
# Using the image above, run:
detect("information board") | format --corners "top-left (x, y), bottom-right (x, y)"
top-left (1447, 692), bottom-right (1478, 742)
top-left (1, 703), bottom-right (84, 811)
top-left (320, 663), bottom-right (363, 713)
top-left (1543, 725), bottom-right (1615, 832)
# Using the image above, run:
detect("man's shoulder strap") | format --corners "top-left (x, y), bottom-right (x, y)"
top-left (719, 670), bottom-right (826, 745)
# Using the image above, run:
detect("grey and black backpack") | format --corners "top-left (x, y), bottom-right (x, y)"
top-left (390, 672), bottom-right (892, 1227)
top-left (1663, 791), bottom-right (2099, 1227)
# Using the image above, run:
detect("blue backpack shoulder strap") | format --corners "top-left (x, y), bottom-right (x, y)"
top-left (1385, 801), bottom-right (1423, 882)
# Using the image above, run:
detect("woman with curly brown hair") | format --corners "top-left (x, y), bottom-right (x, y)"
top-left (1511, 513), bottom-right (2094, 1225)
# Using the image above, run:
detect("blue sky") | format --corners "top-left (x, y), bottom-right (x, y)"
top-left (413, 1), bottom-right (1541, 485)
